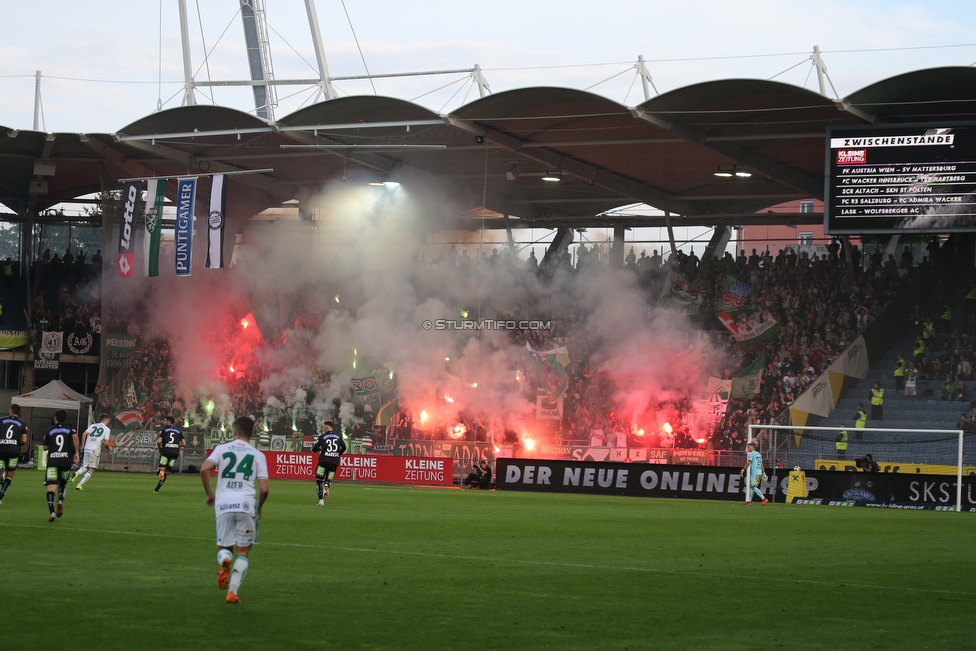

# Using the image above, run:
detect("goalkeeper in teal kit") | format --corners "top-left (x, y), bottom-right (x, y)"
top-left (739, 441), bottom-right (768, 505)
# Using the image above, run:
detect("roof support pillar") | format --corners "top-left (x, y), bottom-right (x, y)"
top-left (178, 0), bottom-right (197, 106)
top-left (304, 0), bottom-right (336, 101)
top-left (704, 225), bottom-right (733, 259)
top-left (542, 227), bottom-right (573, 268)
top-left (664, 208), bottom-right (677, 257)
top-left (610, 223), bottom-right (625, 268)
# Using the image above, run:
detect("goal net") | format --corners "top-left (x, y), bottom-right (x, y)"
top-left (748, 423), bottom-right (973, 509)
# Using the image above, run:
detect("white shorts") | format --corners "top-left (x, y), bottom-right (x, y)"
top-left (82, 450), bottom-right (101, 469)
top-left (215, 512), bottom-right (258, 548)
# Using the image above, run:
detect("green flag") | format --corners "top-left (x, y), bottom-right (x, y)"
top-left (732, 352), bottom-right (766, 398)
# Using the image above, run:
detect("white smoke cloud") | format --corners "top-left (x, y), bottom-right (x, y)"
top-left (110, 176), bottom-right (726, 445)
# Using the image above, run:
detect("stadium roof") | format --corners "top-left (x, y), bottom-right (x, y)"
top-left (2, 66), bottom-right (976, 232)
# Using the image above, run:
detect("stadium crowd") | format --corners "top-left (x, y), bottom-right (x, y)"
top-left (84, 236), bottom-right (935, 453)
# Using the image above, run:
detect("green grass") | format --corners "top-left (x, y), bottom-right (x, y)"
top-left (1, 470), bottom-right (974, 650)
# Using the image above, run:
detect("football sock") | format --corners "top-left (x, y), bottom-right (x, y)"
top-left (217, 549), bottom-right (233, 566)
top-left (78, 471), bottom-right (92, 488)
top-left (752, 488), bottom-right (766, 502)
top-left (228, 556), bottom-right (248, 594)
top-left (316, 481), bottom-right (323, 499)
top-left (0, 477), bottom-right (10, 497)
top-left (57, 482), bottom-right (67, 501)
top-left (46, 491), bottom-right (55, 513)
top-left (155, 471), bottom-right (167, 491)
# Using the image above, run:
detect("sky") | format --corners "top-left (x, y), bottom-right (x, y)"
top-left (0, 0), bottom-right (974, 134)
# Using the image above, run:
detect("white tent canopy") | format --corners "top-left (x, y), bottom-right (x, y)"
top-left (14, 380), bottom-right (93, 411)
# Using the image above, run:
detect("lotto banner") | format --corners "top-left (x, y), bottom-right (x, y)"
top-left (117, 181), bottom-right (141, 278)
top-left (175, 177), bottom-right (196, 276)
top-left (263, 452), bottom-right (453, 485)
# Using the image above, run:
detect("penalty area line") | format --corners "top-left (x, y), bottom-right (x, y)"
top-left (4, 521), bottom-right (967, 597)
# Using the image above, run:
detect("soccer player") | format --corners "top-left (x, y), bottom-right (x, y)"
top-left (72, 413), bottom-right (114, 490)
top-left (200, 416), bottom-right (269, 604)
top-left (42, 410), bottom-right (79, 522)
top-left (154, 416), bottom-right (185, 492)
top-left (311, 422), bottom-right (345, 505)
top-left (0, 403), bottom-right (28, 504)
top-left (739, 441), bottom-right (768, 506)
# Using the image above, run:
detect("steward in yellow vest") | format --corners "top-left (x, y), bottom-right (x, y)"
top-left (836, 426), bottom-right (848, 458)
top-left (913, 336), bottom-right (926, 362)
top-left (893, 353), bottom-right (905, 391)
top-left (854, 403), bottom-right (867, 429)
top-left (870, 382), bottom-right (885, 421)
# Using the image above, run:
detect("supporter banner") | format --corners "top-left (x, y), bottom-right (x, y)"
top-left (790, 335), bottom-right (869, 434)
top-left (263, 452), bottom-right (453, 485)
top-left (791, 372), bottom-right (834, 420)
top-left (0, 330), bottom-right (28, 350)
top-left (718, 275), bottom-right (752, 312)
top-left (536, 388), bottom-right (563, 420)
top-left (718, 307), bottom-right (780, 350)
top-left (105, 334), bottom-right (139, 369)
top-left (117, 181), bottom-right (140, 278)
top-left (485, 444), bottom-right (725, 466)
top-left (206, 174), bottom-right (226, 269)
top-left (393, 440), bottom-right (492, 476)
top-left (526, 343), bottom-right (570, 400)
top-left (144, 179), bottom-right (165, 277)
top-left (497, 459), bottom-right (976, 509)
top-left (35, 330), bottom-right (63, 370)
top-left (732, 352), bottom-right (765, 399)
top-left (696, 377), bottom-right (731, 425)
top-left (175, 177), bottom-right (196, 277)
top-left (351, 377), bottom-right (379, 394)
top-left (115, 408), bottom-right (143, 429)
top-left (66, 332), bottom-right (94, 355)
top-left (659, 271), bottom-right (703, 315)
top-left (111, 429), bottom-right (159, 462)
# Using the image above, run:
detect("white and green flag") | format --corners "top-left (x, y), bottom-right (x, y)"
top-left (731, 352), bottom-right (766, 399)
top-left (144, 179), bottom-right (165, 277)
top-left (206, 174), bottom-right (227, 269)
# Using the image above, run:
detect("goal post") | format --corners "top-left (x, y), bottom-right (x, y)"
top-left (747, 423), bottom-right (968, 512)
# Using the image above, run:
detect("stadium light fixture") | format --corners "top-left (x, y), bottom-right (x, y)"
top-left (541, 168), bottom-right (561, 182)
top-left (714, 164), bottom-right (752, 179)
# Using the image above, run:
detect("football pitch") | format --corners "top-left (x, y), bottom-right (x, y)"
top-left (1, 471), bottom-right (973, 650)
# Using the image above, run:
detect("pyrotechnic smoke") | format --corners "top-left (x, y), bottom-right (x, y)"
top-left (111, 175), bottom-right (725, 444)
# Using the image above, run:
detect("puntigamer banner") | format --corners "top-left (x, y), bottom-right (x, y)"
top-left (496, 459), bottom-right (976, 509)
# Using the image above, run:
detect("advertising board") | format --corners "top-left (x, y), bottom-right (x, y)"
top-left (496, 459), bottom-right (976, 510)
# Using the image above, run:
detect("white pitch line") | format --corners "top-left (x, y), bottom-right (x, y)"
top-left (2, 522), bottom-right (971, 597)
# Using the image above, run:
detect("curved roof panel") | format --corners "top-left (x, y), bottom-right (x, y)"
top-left (118, 105), bottom-right (270, 136)
top-left (843, 66), bottom-right (976, 123)
top-left (1, 67), bottom-right (974, 231)
top-left (278, 95), bottom-right (442, 127)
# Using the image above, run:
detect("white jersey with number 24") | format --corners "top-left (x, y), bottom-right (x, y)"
top-left (206, 439), bottom-right (269, 518)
